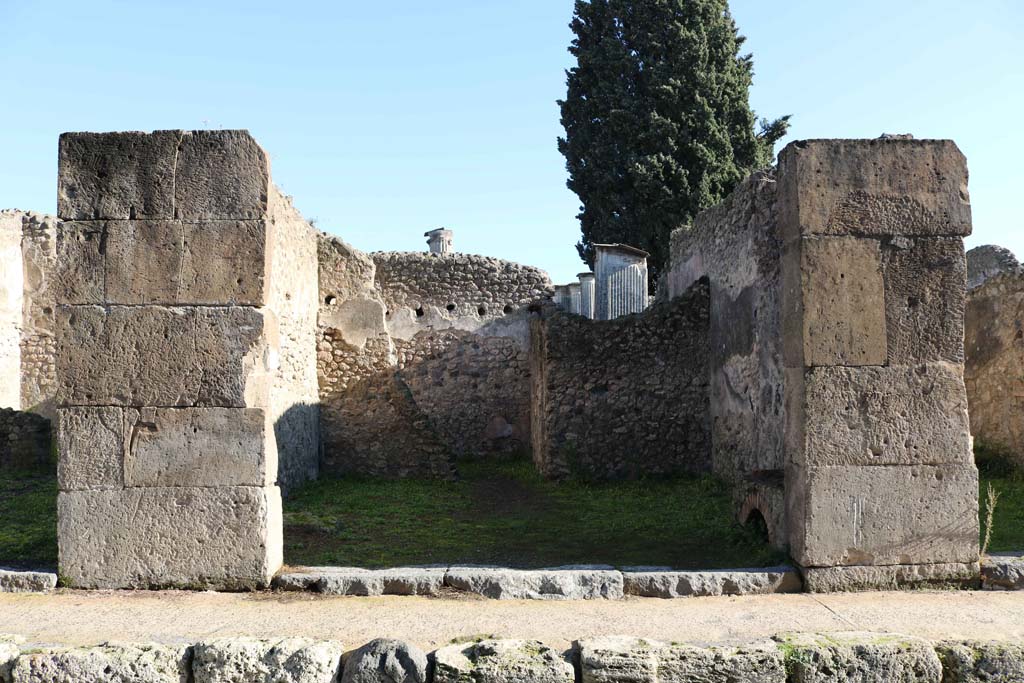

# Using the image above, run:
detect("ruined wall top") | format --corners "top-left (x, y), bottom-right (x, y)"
top-left (967, 244), bottom-right (1021, 290)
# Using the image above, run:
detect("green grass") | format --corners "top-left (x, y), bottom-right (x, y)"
top-left (0, 470), bottom-right (58, 570)
top-left (284, 459), bottom-right (786, 569)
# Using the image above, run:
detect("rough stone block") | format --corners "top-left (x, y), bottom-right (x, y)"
top-left (54, 222), bottom-right (105, 304)
top-left (273, 567), bottom-right (445, 596)
top-left (444, 566), bottom-right (624, 600)
top-left (802, 562), bottom-right (980, 593)
top-left (787, 464), bottom-right (979, 568)
top-left (777, 139), bottom-right (972, 239)
top-left (57, 407), bottom-right (125, 490)
top-left (579, 636), bottom-right (785, 683)
top-left (787, 363), bottom-right (973, 468)
top-left (1, 635), bottom-right (21, 683)
top-left (882, 237), bottom-right (966, 364)
top-left (0, 569), bottom-right (58, 593)
top-left (10, 642), bottom-right (190, 683)
top-left (936, 641), bottom-right (1024, 683)
top-left (58, 486), bottom-right (282, 589)
top-left (433, 640), bottom-right (574, 683)
top-left (192, 637), bottom-right (343, 683)
top-left (776, 632), bottom-right (942, 683)
top-left (341, 639), bottom-right (428, 683)
top-left (174, 130), bottom-right (269, 220)
top-left (621, 566), bottom-right (801, 598)
top-left (783, 236), bottom-right (887, 368)
top-left (981, 552), bottom-right (1024, 591)
top-left (123, 407), bottom-right (271, 487)
top-left (58, 131), bottom-right (180, 220)
top-left (56, 305), bottom-right (270, 408)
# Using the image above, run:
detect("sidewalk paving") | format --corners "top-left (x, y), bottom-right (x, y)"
top-left (1, 589), bottom-right (1022, 650)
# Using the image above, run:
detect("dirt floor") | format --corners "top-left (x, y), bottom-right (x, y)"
top-left (1, 589), bottom-right (1022, 650)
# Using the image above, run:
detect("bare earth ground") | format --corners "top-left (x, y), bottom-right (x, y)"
top-left (0, 590), bottom-right (1022, 650)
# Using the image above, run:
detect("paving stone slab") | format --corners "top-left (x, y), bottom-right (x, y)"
top-left (621, 566), bottom-right (801, 598)
top-left (444, 566), bottom-right (624, 600)
top-left (192, 637), bottom-right (343, 683)
top-left (776, 632), bottom-right (942, 683)
top-left (936, 640), bottom-right (1024, 683)
top-left (578, 635), bottom-right (785, 683)
top-left (433, 639), bottom-right (574, 683)
top-left (981, 553), bottom-right (1024, 591)
top-left (341, 638), bottom-right (427, 683)
top-left (0, 569), bottom-right (57, 594)
top-left (10, 642), bottom-right (190, 683)
top-left (802, 562), bottom-right (980, 593)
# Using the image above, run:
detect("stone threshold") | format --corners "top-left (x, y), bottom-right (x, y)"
top-left (0, 568), bottom-right (57, 594)
top-left (272, 564), bottom-right (803, 599)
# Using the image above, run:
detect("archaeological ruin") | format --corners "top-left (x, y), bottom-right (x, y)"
top-left (0, 130), bottom-right (997, 594)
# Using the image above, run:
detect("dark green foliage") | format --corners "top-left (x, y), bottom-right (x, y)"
top-left (0, 471), bottom-right (58, 570)
top-left (558, 0), bottom-right (790, 281)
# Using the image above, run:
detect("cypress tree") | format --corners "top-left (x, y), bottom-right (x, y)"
top-left (558, 0), bottom-right (790, 281)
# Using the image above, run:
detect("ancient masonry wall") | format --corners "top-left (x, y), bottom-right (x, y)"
top-left (530, 279), bottom-right (711, 479)
top-left (317, 243), bottom-right (553, 475)
top-left (53, 130), bottom-right (319, 589)
top-left (964, 245), bottom-right (1024, 468)
top-left (0, 212), bottom-right (22, 410)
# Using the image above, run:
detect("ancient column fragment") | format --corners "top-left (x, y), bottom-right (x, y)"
top-left (0, 212), bottom-right (22, 409)
top-left (578, 272), bottom-right (595, 319)
top-left (424, 227), bottom-right (453, 254)
top-left (594, 244), bottom-right (649, 320)
top-left (779, 139), bottom-right (979, 589)
top-left (567, 282), bottom-right (582, 315)
top-left (54, 130), bottom-right (318, 589)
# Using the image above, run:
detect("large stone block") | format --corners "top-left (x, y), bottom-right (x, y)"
top-left (802, 562), bottom-right (980, 593)
top-left (10, 642), bottom-right (190, 683)
top-left (58, 486), bottom-right (282, 589)
top-left (174, 130), bottom-right (269, 220)
top-left (54, 221), bottom-right (105, 304)
top-left (192, 637), bottom-right (343, 683)
top-left (936, 641), bottom-right (1024, 683)
top-left (882, 237), bottom-right (966, 364)
top-left (124, 408), bottom-right (272, 487)
top-left (341, 639), bottom-right (428, 683)
top-left (57, 407), bottom-right (125, 490)
top-left (433, 640), bottom-right (574, 683)
top-left (777, 139), bottom-right (972, 239)
top-left (786, 464), bottom-right (979, 568)
top-left (786, 363), bottom-right (972, 468)
top-left (776, 632), bottom-right (942, 683)
top-left (56, 305), bottom-right (271, 408)
top-left (58, 131), bottom-right (181, 220)
top-left (782, 236), bottom-right (887, 368)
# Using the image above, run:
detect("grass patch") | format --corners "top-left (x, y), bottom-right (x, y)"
top-left (284, 459), bottom-right (787, 569)
top-left (0, 469), bottom-right (58, 570)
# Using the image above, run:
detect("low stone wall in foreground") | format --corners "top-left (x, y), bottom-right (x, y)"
top-left (2, 632), bottom-right (1022, 683)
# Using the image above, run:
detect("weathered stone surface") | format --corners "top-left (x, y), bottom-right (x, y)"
top-left (579, 636), bottom-right (785, 683)
top-left (788, 363), bottom-right (973, 468)
top-left (967, 244), bottom-right (1021, 290)
top-left (787, 464), bottom-right (979, 568)
top-left (777, 632), bottom-right (942, 683)
top-left (882, 237), bottom-right (966, 365)
top-left (802, 562), bottom-right (980, 593)
top-left (56, 305), bottom-right (270, 408)
top-left (53, 222), bottom-right (105, 306)
top-left (192, 637), bottom-right (343, 683)
top-left (10, 642), bottom-right (190, 683)
top-left (274, 567), bottom-right (445, 596)
top-left (784, 236), bottom-right (887, 367)
top-left (0, 569), bottom-right (57, 593)
top-left (936, 641), bottom-right (1024, 682)
top-left (621, 566), bottom-right (801, 598)
top-left (981, 553), bottom-right (1024, 591)
top-left (58, 486), bottom-right (282, 589)
top-left (1, 635), bottom-right (21, 683)
top-left (174, 130), bottom-right (269, 220)
top-left (777, 139), bottom-right (972, 239)
top-left (58, 131), bottom-right (180, 220)
top-left (433, 639), bottom-right (574, 683)
top-left (123, 407), bottom-right (271, 487)
top-left (56, 407), bottom-right (124, 490)
top-left (445, 566), bottom-right (624, 600)
top-left (341, 638), bottom-right (427, 683)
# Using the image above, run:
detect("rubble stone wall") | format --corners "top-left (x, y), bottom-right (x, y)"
top-left (530, 280), bottom-right (711, 479)
top-left (0, 408), bottom-right (50, 470)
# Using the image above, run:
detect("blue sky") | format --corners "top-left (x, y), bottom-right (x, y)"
top-left (1, 0), bottom-right (1021, 284)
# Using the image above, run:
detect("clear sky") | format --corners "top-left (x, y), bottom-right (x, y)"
top-left (1, 0), bottom-right (1021, 284)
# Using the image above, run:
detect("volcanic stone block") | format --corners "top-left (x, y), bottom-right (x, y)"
top-left (621, 566), bottom-right (801, 598)
top-left (10, 642), bottom-right (190, 683)
top-left (787, 464), bottom-right (979, 568)
top-left (433, 640), bottom-right (574, 683)
top-left (56, 305), bottom-right (270, 408)
top-left (192, 637), bottom-right (344, 683)
top-left (802, 562), bottom-right (980, 592)
top-left (54, 222), bottom-right (105, 304)
top-left (444, 566), bottom-right (624, 600)
top-left (0, 569), bottom-right (58, 593)
top-left (56, 407), bottom-right (125, 490)
top-left (777, 139), bottom-right (972, 239)
top-left (174, 131), bottom-right (269, 220)
top-left (58, 131), bottom-right (181, 220)
top-left (786, 363), bottom-right (973, 468)
top-left (342, 639), bottom-right (428, 683)
top-left (124, 408), bottom-right (272, 487)
top-left (58, 486), bottom-right (282, 589)
top-left (776, 632), bottom-right (942, 683)
top-left (882, 237), bottom-right (966, 364)
top-left (936, 641), bottom-right (1024, 683)
top-left (782, 236), bottom-right (887, 368)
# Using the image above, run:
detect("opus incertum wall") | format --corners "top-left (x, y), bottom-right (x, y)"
top-left (53, 130), bottom-right (319, 589)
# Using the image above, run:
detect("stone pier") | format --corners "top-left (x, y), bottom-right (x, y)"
top-left (578, 272), bottom-right (595, 319)
top-left (567, 282), bottom-right (582, 315)
top-left (53, 130), bottom-right (318, 589)
top-left (594, 243), bottom-right (649, 320)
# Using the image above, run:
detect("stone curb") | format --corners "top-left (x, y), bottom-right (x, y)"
top-left (0, 569), bottom-right (57, 594)
top-left (3, 633), bottom-right (1022, 683)
top-left (981, 553), bottom-right (1024, 591)
top-left (272, 565), bottom-right (804, 600)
